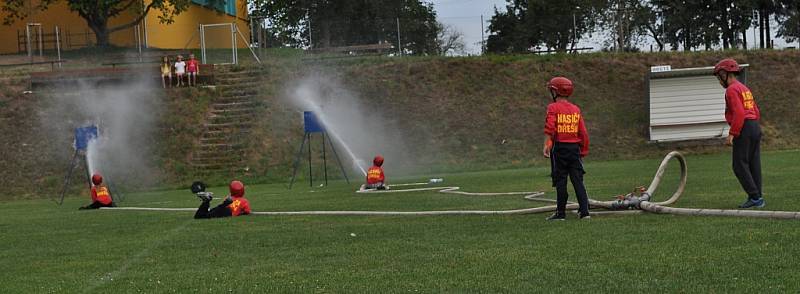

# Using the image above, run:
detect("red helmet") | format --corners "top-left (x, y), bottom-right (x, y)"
top-left (373, 155), bottom-right (384, 167)
top-left (713, 58), bottom-right (740, 75)
top-left (547, 77), bottom-right (574, 97)
top-left (229, 180), bottom-right (245, 197)
top-left (91, 174), bottom-right (102, 185)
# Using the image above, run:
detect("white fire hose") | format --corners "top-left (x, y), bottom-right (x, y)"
top-left (104, 151), bottom-right (800, 219)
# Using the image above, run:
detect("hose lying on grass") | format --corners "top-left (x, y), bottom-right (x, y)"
top-left (103, 151), bottom-right (800, 219)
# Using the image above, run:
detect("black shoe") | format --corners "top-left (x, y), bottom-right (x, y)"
top-left (579, 214), bottom-right (592, 220)
top-left (738, 198), bottom-right (765, 208)
top-left (546, 213), bottom-right (566, 221)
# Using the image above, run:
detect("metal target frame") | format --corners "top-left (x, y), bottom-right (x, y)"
top-left (199, 23), bottom-right (261, 65)
top-left (26, 23), bottom-right (43, 58)
top-left (199, 23), bottom-right (237, 65)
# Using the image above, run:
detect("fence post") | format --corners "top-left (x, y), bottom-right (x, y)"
top-left (55, 26), bottom-right (62, 68)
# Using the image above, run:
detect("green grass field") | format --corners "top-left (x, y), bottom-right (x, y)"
top-left (3, 150), bottom-right (800, 292)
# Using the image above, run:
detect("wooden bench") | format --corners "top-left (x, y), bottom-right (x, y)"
top-left (0, 59), bottom-right (68, 71)
top-left (29, 66), bottom-right (215, 88)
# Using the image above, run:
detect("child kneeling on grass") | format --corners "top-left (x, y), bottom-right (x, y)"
top-left (193, 180), bottom-right (251, 219)
top-left (542, 77), bottom-right (591, 221)
top-left (80, 174), bottom-right (115, 210)
top-left (362, 155), bottom-right (387, 190)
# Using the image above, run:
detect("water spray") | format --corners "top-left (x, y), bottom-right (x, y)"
top-left (289, 111), bottom-right (354, 188)
top-left (295, 101), bottom-right (368, 177)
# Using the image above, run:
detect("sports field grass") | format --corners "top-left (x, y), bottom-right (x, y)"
top-left (2, 150), bottom-right (800, 292)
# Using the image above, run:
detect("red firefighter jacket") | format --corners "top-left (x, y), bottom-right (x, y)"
top-left (725, 80), bottom-right (760, 137)
top-left (91, 186), bottom-right (113, 205)
top-left (544, 99), bottom-right (590, 157)
top-left (228, 196), bottom-right (251, 216)
top-left (366, 166), bottom-right (385, 184)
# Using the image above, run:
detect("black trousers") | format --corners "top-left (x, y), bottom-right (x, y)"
top-left (732, 120), bottom-right (762, 200)
top-left (194, 200), bottom-right (232, 219)
top-left (80, 201), bottom-right (114, 210)
top-left (550, 143), bottom-right (590, 216)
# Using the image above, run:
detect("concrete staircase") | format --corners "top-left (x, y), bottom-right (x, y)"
top-left (190, 68), bottom-right (264, 172)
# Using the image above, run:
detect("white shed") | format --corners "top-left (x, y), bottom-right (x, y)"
top-left (647, 64), bottom-right (749, 142)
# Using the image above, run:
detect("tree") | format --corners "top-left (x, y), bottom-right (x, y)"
top-left (436, 23), bottom-right (466, 55)
top-left (486, 0), bottom-right (602, 54)
top-left (653, 0), bottom-right (719, 51)
top-left (775, 0), bottom-right (800, 44)
top-left (1, 0), bottom-right (193, 47)
top-left (252, 0), bottom-right (441, 55)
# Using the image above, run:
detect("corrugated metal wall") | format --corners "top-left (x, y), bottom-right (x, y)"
top-left (649, 73), bottom-right (729, 141)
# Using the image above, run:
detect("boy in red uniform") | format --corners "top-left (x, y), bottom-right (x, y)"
top-left (194, 180), bottom-right (251, 219)
top-left (79, 173), bottom-right (114, 209)
top-left (713, 58), bottom-right (764, 208)
top-left (365, 155), bottom-right (387, 190)
top-left (542, 77), bottom-right (591, 220)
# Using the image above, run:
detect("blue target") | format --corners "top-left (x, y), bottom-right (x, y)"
top-left (74, 125), bottom-right (98, 151)
top-left (304, 111), bottom-right (324, 133)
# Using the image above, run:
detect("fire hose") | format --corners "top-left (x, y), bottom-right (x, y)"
top-left (104, 151), bottom-right (800, 219)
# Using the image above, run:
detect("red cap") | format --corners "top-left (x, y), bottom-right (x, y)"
top-left (229, 180), bottom-right (245, 198)
top-left (547, 77), bottom-right (574, 97)
top-left (714, 58), bottom-right (741, 75)
top-left (373, 155), bottom-right (384, 167)
top-left (91, 174), bottom-right (103, 185)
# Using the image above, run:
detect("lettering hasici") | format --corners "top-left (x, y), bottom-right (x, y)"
top-left (368, 169), bottom-right (382, 180)
top-left (557, 113), bottom-right (581, 134)
top-left (742, 91), bottom-right (755, 110)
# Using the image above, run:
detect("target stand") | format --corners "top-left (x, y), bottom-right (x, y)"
top-left (56, 125), bottom-right (97, 205)
top-left (289, 111), bottom-right (350, 189)
top-left (56, 125), bottom-right (122, 205)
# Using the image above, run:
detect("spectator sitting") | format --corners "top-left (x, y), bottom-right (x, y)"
top-left (174, 55), bottom-right (186, 87)
top-left (160, 56), bottom-right (172, 88)
top-left (186, 54), bottom-right (199, 87)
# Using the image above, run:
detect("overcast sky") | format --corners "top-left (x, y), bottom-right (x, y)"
top-left (430, 0), bottom-right (507, 55)
top-left (429, 0), bottom-right (795, 55)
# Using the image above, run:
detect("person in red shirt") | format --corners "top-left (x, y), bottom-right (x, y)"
top-left (542, 77), bottom-right (590, 220)
top-left (194, 180), bottom-right (251, 219)
top-left (79, 173), bottom-right (115, 209)
top-left (714, 58), bottom-right (764, 208)
top-left (364, 155), bottom-right (387, 190)
top-left (186, 54), bottom-right (200, 87)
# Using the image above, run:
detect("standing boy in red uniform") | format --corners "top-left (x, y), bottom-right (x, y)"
top-left (713, 58), bottom-right (764, 208)
top-left (365, 155), bottom-right (387, 190)
top-left (80, 173), bottom-right (114, 209)
top-left (542, 77), bottom-right (591, 220)
top-left (194, 180), bottom-right (251, 219)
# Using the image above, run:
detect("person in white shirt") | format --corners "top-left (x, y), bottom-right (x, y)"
top-left (174, 55), bottom-right (186, 87)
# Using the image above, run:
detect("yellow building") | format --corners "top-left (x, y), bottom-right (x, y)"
top-left (0, 0), bottom-right (250, 55)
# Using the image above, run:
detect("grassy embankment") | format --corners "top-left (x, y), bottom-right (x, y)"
top-left (1, 49), bottom-right (799, 198)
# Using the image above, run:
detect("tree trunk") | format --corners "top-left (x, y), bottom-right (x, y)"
top-left (759, 9), bottom-right (765, 49)
top-left (320, 21), bottom-right (331, 48)
top-left (742, 27), bottom-right (747, 50)
top-left (88, 20), bottom-right (110, 47)
top-left (765, 11), bottom-right (771, 48)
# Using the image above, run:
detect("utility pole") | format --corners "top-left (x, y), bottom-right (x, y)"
top-left (396, 17), bottom-right (402, 56)
top-left (481, 14), bottom-right (485, 55)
